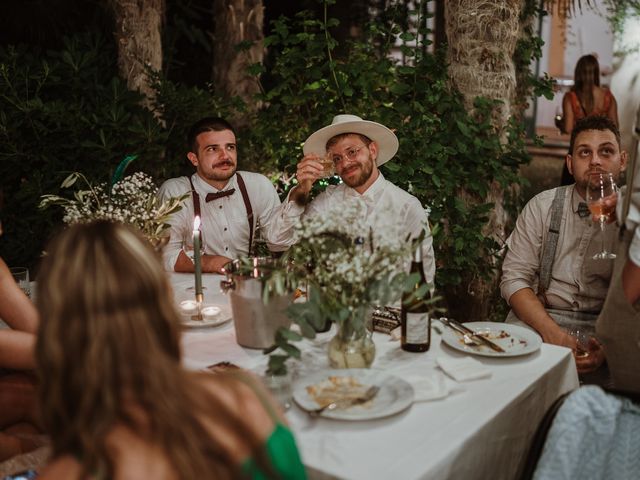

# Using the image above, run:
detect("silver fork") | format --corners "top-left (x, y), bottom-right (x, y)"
top-left (308, 385), bottom-right (380, 417)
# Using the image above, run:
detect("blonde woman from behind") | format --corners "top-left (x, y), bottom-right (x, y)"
top-left (35, 221), bottom-right (306, 480)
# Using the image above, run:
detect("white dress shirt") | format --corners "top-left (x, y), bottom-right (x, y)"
top-left (158, 172), bottom-right (294, 271)
top-left (274, 173), bottom-right (436, 283)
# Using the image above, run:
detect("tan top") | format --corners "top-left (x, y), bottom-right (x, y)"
top-left (501, 184), bottom-right (617, 312)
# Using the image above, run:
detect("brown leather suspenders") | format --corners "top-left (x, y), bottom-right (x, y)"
top-left (235, 174), bottom-right (254, 253)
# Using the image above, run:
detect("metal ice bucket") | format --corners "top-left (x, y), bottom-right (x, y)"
top-left (221, 257), bottom-right (293, 349)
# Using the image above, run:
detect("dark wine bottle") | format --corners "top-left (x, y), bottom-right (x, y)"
top-left (401, 244), bottom-right (431, 352)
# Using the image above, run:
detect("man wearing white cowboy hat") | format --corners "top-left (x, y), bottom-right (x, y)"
top-left (279, 114), bottom-right (435, 282)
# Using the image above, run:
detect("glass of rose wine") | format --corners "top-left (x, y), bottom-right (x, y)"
top-left (586, 172), bottom-right (617, 260)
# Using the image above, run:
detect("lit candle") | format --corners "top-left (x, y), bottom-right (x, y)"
top-left (201, 305), bottom-right (221, 321)
top-left (193, 216), bottom-right (203, 304)
top-left (179, 300), bottom-right (198, 315)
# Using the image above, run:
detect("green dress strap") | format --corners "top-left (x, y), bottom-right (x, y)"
top-left (228, 371), bottom-right (306, 480)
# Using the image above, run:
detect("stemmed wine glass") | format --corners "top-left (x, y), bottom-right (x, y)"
top-left (586, 172), bottom-right (617, 260)
top-left (183, 231), bottom-right (207, 291)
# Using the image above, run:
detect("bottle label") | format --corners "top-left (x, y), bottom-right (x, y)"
top-left (406, 312), bottom-right (429, 344)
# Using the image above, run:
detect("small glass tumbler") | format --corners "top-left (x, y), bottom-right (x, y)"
top-left (10, 267), bottom-right (31, 298)
top-left (319, 154), bottom-right (335, 179)
top-left (263, 371), bottom-right (292, 411)
top-left (565, 327), bottom-right (591, 359)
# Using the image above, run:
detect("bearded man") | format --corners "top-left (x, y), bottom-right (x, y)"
top-left (501, 115), bottom-right (628, 379)
top-left (158, 117), bottom-right (292, 273)
top-left (281, 114), bottom-right (436, 282)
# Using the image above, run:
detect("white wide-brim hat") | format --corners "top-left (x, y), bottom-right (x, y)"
top-left (303, 114), bottom-right (399, 167)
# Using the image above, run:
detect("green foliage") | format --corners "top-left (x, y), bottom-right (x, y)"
top-left (0, 35), bottom-right (155, 268)
top-left (1, 0), bottom-right (544, 326)
top-left (246, 1), bottom-right (533, 305)
top-left (515, 1), bottom-right (554, 116)
top-left (605, 0), bottom-right (640, 52)
top-left (0, 33), bottom-right (232, 269)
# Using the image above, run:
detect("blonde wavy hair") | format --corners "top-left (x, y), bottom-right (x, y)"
top-left (36, 221), bottom-right (271, 479)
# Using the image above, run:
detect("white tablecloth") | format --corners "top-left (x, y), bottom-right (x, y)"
top-left (174, 273), bottom-right (579, 480)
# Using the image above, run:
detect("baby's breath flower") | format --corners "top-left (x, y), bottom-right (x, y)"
top-left (292, 198), bottom-right (411, 312)
top-left (39, 171), bottom-right (187, 240)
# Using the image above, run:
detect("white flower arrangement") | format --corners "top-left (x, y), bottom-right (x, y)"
top-left (291, 199), bottom-right (410, 312)
top-left (40, 171), bottom-right (187, 242)
top-left (264, 198), bottom-right (423, 375)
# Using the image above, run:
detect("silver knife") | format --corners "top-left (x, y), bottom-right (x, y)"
top-left (445, 318), bottom-right (505, 353)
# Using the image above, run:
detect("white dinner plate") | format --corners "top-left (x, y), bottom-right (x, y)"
top-left (441, 321), bottom-right (542, 358)
top-left (181, 304), bottom-right (232, 329)
top-left (293, 369), bottom-right (414, 420)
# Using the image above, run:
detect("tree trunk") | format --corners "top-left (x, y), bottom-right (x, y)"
top-left (444, 0), bottom-right (523, 322)
top-left (434, 0), bottom-right (447, 51)
top-left (212, 0), bottom-right (264, 126)
top-left (110, 0), bottom-right (164, 110)
top-left (446, 0), bottom-right (521, 126)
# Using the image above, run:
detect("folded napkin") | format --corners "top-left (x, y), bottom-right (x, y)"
top-left (403, 371), bottom-right (458, 402)
top-left (436, 356), bottom-right (492, 382)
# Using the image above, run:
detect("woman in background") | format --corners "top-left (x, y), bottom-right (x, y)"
top-left (562, 54), bottom-right (618, 134)
top-left (0, 257), bottom-right (42, 463)
top-left (560, 54), bottom-right (619, 185)
top-left (0, 201), bottom-right (42, 463)
top-left (35, 221), bottom-right (305, 479)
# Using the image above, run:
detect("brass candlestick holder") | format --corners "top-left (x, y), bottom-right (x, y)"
top-left (192, 293), bottom-right (204, 321)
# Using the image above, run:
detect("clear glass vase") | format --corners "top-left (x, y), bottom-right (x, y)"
top-left (327, 309), bottom-right (375, 369)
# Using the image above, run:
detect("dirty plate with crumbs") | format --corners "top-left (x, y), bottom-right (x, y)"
top-left (293, 369), bottom-right (414, 421)
top-left (305, 375), bottom-right (372, 408)
top-left (441, 322), bottom-right (543, 358)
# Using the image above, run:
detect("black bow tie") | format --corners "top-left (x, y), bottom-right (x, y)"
top-left (205, 188), bottom-right (235, 202)
top-left (577, 202), bottom-right (591, 218)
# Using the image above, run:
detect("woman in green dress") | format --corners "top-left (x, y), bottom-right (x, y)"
top-left (35, 221), bottom-right (306, 480)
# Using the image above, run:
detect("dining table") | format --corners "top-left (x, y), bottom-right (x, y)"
top-left (173, 272), bottom-right (580, 480)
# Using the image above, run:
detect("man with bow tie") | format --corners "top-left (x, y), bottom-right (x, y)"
top-left (158, 117), bottom-right (291, 273)
top-left (501, 116), bottom-right (628, 376)
top-left (277, 114), bottom-right (436, 283)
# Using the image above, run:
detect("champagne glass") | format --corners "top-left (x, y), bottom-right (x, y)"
top-left (183, 231), bottom-right (206, 291)
top-left (586, 172), bottom-right (617, 260)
